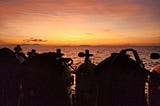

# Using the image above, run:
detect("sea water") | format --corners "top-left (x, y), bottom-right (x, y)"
top-left (1, 45), bottom-right (160, 70)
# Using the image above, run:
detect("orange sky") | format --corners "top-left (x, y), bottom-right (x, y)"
top-left (0, 0), bottom-right (160, 46)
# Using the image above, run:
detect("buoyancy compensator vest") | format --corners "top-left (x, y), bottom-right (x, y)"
top-left (95, 48), bottom-right (148, 106)
top-left (20, 49), bottom-right (73, 106)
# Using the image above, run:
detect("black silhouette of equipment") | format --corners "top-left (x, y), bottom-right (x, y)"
top-left (96, 48), bottom-right (148, 106)
top-left (149, 52), bottom-right (160, 106)
top-left (56, 49), bottom-right (73, 66)
top-left (76, 49), bottom-right (96, 106)
top-left (150, 53), bottom-right (160, 59)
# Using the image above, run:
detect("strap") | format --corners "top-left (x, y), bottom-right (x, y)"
top-left (119, 48), bottom-right (144, 68)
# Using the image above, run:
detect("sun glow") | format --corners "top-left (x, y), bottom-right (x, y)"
top-left (0, 0), bottom-right (160, 46)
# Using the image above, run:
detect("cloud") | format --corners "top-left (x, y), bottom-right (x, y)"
top-left (0, 0), bottom-right (159, 46)
top-left (23, 38), bottom-right (47, 42)
top-left (152, 33), bottom-right (160, 36)
top-left (0, 0), bottom-right (149, 15)
top-left (1, 0), bottom-right (157, 23)
top-left (84, 33), bottom-right (95, 36)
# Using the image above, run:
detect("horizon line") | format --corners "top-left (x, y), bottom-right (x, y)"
top-left (0, 43), bottom-right (160, 47)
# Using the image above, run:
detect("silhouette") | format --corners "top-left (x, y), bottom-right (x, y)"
top-left (27, 49), bottom-right (38, 58)
top-left (76, 50), bottom-right (97, 106)
top-left (56, 48), bottom-right (64, 58)
top-left (0, 46), bottom-right (155, 106)
top-left (0, 48), bottom-right (21, 106)
top-left (149, 53), bottom-right (160, 106)
top-left (14, 45), bottom-right (26, 63)
top-left (150, 53), bottom-right (160, 59)
top-left (20, 50), bottom-right (72, 106)
top-left (55, 49), bottom-right (74, 105)
top-left (95, 49), bottom-right (148, 106)
top-left (94, 52), bottom-right (118, 72)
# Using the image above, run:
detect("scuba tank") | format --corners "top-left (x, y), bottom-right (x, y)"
top-left (76, 49), bottom-right (97, 106)
top-left (55, 49), bottom-right (74, 103)
top-left (95, 48), bottom-right (148, 106)
top-left (149, 53), bottom-right (160, 106)
top-left (14, 45), bottom-right (26, 63)
top-left (0, 48), bottom-right (20, 106)
top-left (20, 49), bottom-right (73, 106)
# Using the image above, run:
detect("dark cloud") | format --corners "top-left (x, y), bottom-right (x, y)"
top-left (23, 38), bottom-right (47, 42)
top-left (85, 33), bottom-right (95, 35)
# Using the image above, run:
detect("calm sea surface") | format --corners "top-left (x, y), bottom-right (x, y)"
top-left (1, 45), bottom-right (160, 70)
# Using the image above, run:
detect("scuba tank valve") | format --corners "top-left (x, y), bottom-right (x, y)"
top-left (78, 49), bottom-right (93, 62)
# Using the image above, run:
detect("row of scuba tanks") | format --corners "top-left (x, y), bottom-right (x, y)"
top-left (76, 49), bottom-right (160, 106)
top-left (0, 47), bottom-right (160, 106)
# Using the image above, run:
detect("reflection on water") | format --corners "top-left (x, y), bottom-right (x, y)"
top-left (1, 45), bottom-right (160, 70)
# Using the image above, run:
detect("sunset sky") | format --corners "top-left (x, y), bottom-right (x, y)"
top-left (0, 0), bottom-right (160, 46)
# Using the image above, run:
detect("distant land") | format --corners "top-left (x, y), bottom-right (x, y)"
top-left (0, 43), bottom-right (160, 48)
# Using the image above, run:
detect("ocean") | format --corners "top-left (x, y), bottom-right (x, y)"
top-left (1, 45), bottom-right (160, 70)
